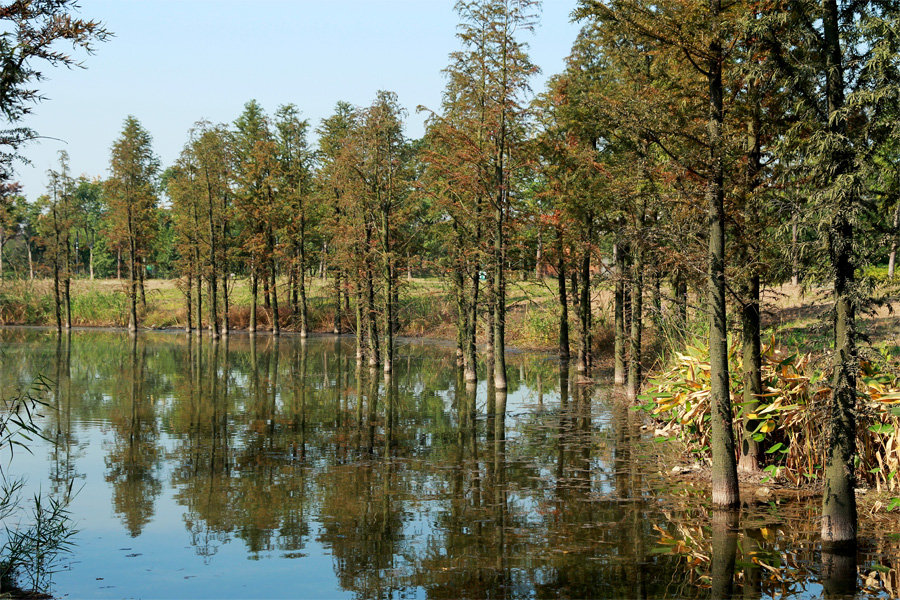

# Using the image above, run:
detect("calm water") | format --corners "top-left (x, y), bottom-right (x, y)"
top-left (0, 328), bottom-right (898, 599)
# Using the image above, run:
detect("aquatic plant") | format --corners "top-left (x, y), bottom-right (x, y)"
top-left (0, 380), bottom-right (77, 596)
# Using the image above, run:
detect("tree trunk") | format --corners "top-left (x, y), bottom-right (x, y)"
top-left (355, 281), bottom-right (365, 365)
top-left (208, 193), bottom-right (219, 338)
top-left (627, 244), bottom-right (643, 400)
top-left (454, 260), bottom-right (467, 367)
top-left (821, 0), bottom-right (857, 545)
top-left (195, 249), bottom-right (202, 335)
top-left (614, 242), bottom-right (627, 385)
top-left (739, 274), bottom-right (763, 473)
top-left (464, 264), bottom-right (480, 383)
top-left (382, 206), bottom-right (394, 374)
top-left (557, 227), bottom-right (570, 361)
top-left (577, 233), bottom-right (591, 374)
top-left (707, 0), bottom-right (740, 507)
top-left (493, 202), bottom-right (507, 390)
top-left (127, 209), bottom-right (138, 334)
top-left (249, 265), bottom-right (258, 334)
top-left (366, 251), bottom-right (379, 368)
top-left (53, 206), bottom-right (62, 332)
top-left (333, 268), bottom-right (342, 335)
top-left (791, 218), bottom-right (800, 287)
top-left (888, 200), bottom-right (899, 279)
top-left (739, 100), bottom-right (764, 474)
top-left (298, 222), bottom-right (308, 337)
top-left (138, 255), bottom-right (146, 311)
top-left (185, 274), bottom-right (193, 332)
top-left (271, 244), bottom-right (281, 336)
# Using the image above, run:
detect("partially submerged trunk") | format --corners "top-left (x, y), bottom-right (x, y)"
top-left (556, 227), bottom-right (570, 361)
top-left (706, 0), bottom-right (740, 508)
top-left (249, 261), bottom-right (258, 334)
top-left (185, 273), bottom-right (193, 332)
top-left (614, 242), bottom-right (627, 385)
top-left (627, 245), bottom-right (643, 400)
top-left (821, 0), bottom-right (857, 545)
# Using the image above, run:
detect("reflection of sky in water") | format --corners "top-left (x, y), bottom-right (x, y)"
top-left (0, 328), bottom-right (896, 599)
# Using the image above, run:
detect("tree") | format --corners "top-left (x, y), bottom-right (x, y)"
top-left (765, 0), bottom-right (900, 545)
top-left (274, 104), bottom-right (314, 338)
top-left (232, 100), bottom-right (280, 335)
top-left (45, 150), bottom-right (74, 330)
top-left (358, 91), bottom-right (411, 373)
top-left (105, 116), bottom-right (159, 333)
top-left (0, 180), bottom-right (22, 279)
top-left (422, 0), bottom-right (539, 388)
top-left (576, 0), bottom-right (744, 506)
top-left (316, 102), bottom-right (357, 345)
top-left (72, 177), bottom-right (104, 280)
top-left (0, 1), bottom-right (109, 180)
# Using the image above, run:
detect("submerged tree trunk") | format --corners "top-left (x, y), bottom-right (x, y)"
top-left (299, 221), bottom-right (308, 337)
top-left (271, 247), bottom-right (281, 337)
top-left (577, 221), bottom-right (592, 374)
top-left (185, 273), bottom-right (193, 332)
top-left (366, 252), bottom-right (379, 368)
top-left (195, 248), bottom-right (202, 335)
top-left (53, 207), bottom-right (62, 333)
top-left (127, 209), bottom-right (138, 334)
top-left (615, 242), bottom-right (627, 386)
top-left (493, 202), bottom-right (507, 390)
top-left (464, 264), bottom-right (480, 383)
top-left (382, 206), bottom-right (394, 374)
top-left (706, 0), bottom-right (740, 508)
top-left (556, 227), bottom-right (570, 361)
top-left (249, 263), bottom-right (258, 334)
top-left (627, 245), bottom-right (643, 400)
top-left (138, 255), bottom-right (147, 312)
top-left (355, 281), bottom-right (365, 365)
top-left (821, 0), bottom-right (857, 545)
top-left (333, 268), bottom-right (342, 335)
top-left (63, 225), bottom-right (71, 330)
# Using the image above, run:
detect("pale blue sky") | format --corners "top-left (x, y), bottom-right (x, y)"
top-left (17, 0), bottom-right (581, 200)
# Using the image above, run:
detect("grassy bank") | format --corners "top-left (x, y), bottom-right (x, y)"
top-left (0, 276), bottom-right (587, 350)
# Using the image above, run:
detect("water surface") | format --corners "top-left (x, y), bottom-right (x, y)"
top-left (1, 329), bottom-right (897, 598)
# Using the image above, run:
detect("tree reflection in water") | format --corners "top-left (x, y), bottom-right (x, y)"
top-left (0, 329), bottom-right (896, 598)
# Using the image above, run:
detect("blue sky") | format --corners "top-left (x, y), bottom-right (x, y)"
top-left (16, 0), bottom-right (581, 200)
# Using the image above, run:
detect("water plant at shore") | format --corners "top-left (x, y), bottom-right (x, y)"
top-left (641, 338), bottom-right (900, 495)
top-left (0, 380), bottom-right (77, 596)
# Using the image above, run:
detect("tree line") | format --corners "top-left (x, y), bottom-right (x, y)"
top-left (0, 0), bottom-right (898, 546)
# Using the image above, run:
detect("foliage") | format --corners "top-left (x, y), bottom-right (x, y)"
top-left (642, 338), bottom-right (900, 490)
top-left (0, 379), bottom-right (77, 595)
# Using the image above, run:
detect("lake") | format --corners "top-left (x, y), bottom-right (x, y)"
top-left (0, 328), bottom-right (897, 598)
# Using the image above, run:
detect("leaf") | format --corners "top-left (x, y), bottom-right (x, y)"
top-left (765, 443), bottom-right (784, 454)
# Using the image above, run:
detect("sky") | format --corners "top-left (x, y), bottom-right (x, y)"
top-left (15, 0), bottom-right (582, 201)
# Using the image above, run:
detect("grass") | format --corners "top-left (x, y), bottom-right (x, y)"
top-left (0, 275), bottom-right (568, 350)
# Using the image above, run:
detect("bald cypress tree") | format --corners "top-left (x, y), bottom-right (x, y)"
top-left (106, 116), bottom-right (159, 333)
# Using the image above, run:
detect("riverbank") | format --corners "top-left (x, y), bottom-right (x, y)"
top-left (0, 276), bottom-right (578, 351)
